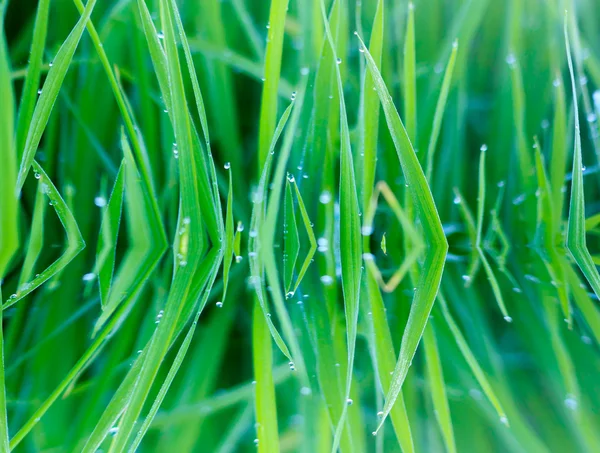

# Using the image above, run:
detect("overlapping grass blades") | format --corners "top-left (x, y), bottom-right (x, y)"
top-left (356, 32), bottom-right (448, 435)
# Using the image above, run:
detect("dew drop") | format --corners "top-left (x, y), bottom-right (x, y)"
top-left (300, 386), bottom-right (311, 396)
top-left (319, 190), bottom-right (332, 204)
top-left (224, 162), bottom-right (231, 170)
top-left (216, 301), bottom-right (223, 308)
top-left (346, 398), bottom-right (353, 405)
top-left (504, 315), bottom-right (513, 323)
top-left (564, 394), bottom-right (578, 410)
top-left (94, 196), bottom-right (107, 207)
top-left (500, 416), bottom-right (509, 426)
top-left (336, 58), bottom-right (342, 65)
top-left (82, 273), bottom-right (95, 282)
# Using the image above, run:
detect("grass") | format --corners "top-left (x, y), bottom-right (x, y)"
top-left (1, 0), bottom-right (600, 452)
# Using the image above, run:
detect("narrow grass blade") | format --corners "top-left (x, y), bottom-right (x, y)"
top-left (438, 293), bottom-right (507, 422)
top-left (425, 40), bottom-right (458, 181)
top-left (403, 2), bottom-right (416, 143)
top-left (220, 164), bottom-right (234, 307)
top-left (356, 32), bottom-right (448, 435)
top-left (423, 323), bottom-right (456, 453)
top-left (319, 2), bottom-right (362, 450)
top-left (290, 178), bottom-right (317, 295)
top-left (16, 0), bottom-right (98, 191)
top-left (283, 176), bottom-right (300, 295)
top-left (14, 0), bottom-right (50, 157)
top-left (95, 160), bottom-right (125, 308)
top-left (564, 14), bottom-right (600, 306)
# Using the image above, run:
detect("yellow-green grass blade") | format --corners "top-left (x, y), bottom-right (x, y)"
top-left (16, 0), bottom-right (98, 191)
top-left (423, 323), bottom-right (456, 453)
top-left (425, 40), bottom-right (458, 182)
top-left (365, 268), bottom-right (414, 453)
top-left (403, 2), bottom-right (416, 144)
top-left (474, 146), bottom-right (511, 321)
top-left (261, 82), bottom-right (309, 384)
top-left (249, 100), bottom-right (296, 362)
top-left (95, 160), bottom-right (125, 308)
top-left (14, 0), bottom-right (50, 159)
top-left (360, 0), bottom-right (384, 210)
top-left (437, 292), bottom-right (507, 423)
top-left (363, 181), bottom-right (424, 292)
top-left (4, 162), bottom-right (85, 308)
top-left (357, 32), bottom-right (448, 435)
top-left (284, 177), bottom-right (300, 295)
top-left (258, 0), bottom-right (290, 166)
top-left (319, 1), bottom-right (362, 450)
top-left (0, 12), bottom-right (19, 278)
top-left (564, 14), bottom-right (600, 307)
top-left (253, 301), bottom-right (279, 453)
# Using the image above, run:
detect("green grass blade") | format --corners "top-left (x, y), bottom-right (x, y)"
top-left (219, 164), bottom-right (235, 307)
top-left (564, 13), bottom-right (600, 306)
top-left (4, 162), bottom-right (85, 308)
top-left (95, 160), bottom-right (125, 308)
top-left (290, 178), bottom-right (317, 295)
top-left (425, 41), bottom-right (458, 181)
top-left (0, 286), bottom-right (8, 451)
top-left (14, 0), bottom-right (50, 158)
top-left (283, 177), bottom-right (300, 295)
top-left (438, 292), bottom-right (507, 422)
top-left (16, 0), bottom-right (98, 191)
top-left (319, 1), bottom-right (362, 450)
top-left (356, 32), bottom-right (448, 435)
top-left (257, 0), bottom-right (290, 165)
top-left (403, 2), bottom-right (416, 143)
top-left (0, 11), bottom-right (19, 278)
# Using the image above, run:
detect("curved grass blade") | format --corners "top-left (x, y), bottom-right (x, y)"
top-left (106, 0), bottom-right (218, 448)
top-left (92, 131), bottom-right (165, 334)
top-left (290, 177), bottom-right (317, 295)
top-left (363, 181), bottom-right (424, 292)
top-left (283, 176), bottom-right (300, 295)
top-left (234, 221), bottom-right (243, 263)
top-left (17, 182), bottom-right (46, 288)
top-left (356, 32), bottom-right (448, 435)
top-left (474, 146), bottom-right (510, 321)
top-left (318, 2), bottom-right (363, 451)
top-left (4, 162), bottom-right (85, 308)
top-left (95, 160), bottom-right (125, 308)
top-left (248, 100), bottom-right (296, 363)
top-left (14, 0), bottom-right (50, 157)
top-left (365, 268), bottom-right (414, 453)
top-left (564, 13), bottom-right (600, 307)
top-left (16, 0), bottom-right (98, 191)
top-left (425, 40), bottom-right (458, 181)
top-left (452, 188), bottom-right (479, 286)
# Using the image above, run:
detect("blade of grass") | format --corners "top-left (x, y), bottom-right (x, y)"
top-left (356, 32), bottom-right (448, 435)
top-left (16, 0), bottom-right (98, 191)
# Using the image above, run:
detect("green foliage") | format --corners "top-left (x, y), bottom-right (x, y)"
top-left (1, 1), bottom-right (600, 452)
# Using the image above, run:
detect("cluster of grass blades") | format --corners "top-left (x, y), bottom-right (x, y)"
top-left (2, 0), bottom-right (600, 451)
